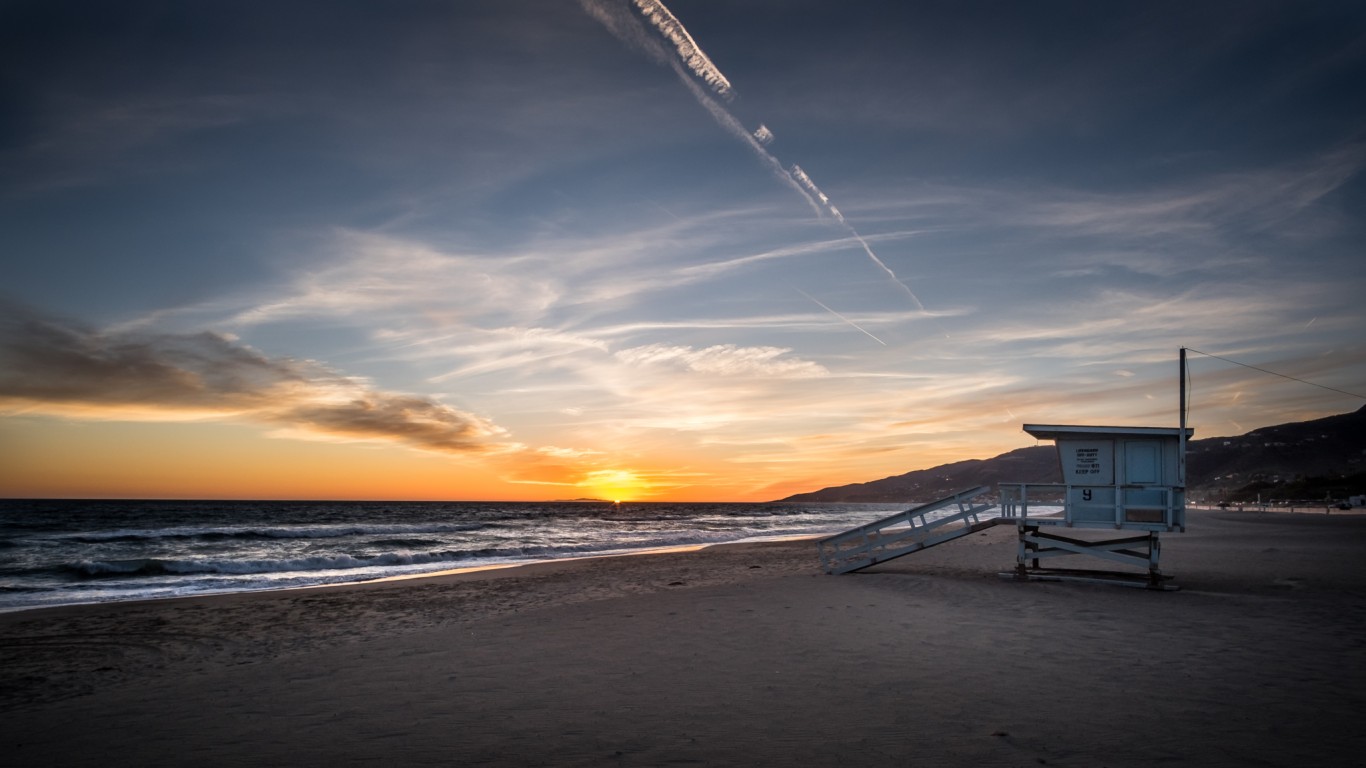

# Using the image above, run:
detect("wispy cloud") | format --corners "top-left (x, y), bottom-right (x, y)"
top-left (425, 327), bottom-right (610, 382)
top-left (586, 308), bottom-right (938, 340)
top-left (2, 93), bottom-right (283, 198)
top-left (1001, 145), bottom-right (1366, 242)
top-left (221, 213), bottom-right (812, 335)
top-left (614, 343), bottom-right (829, 378)
top-left (230, 231), bottom-right (560, 328)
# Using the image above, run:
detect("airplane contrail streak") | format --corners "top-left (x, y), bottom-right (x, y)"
top-left (671, 68), bottom-right (824, 215)
top-left (576, 0), bottom-right (821, 212)
top-left (796, 288), bottom-right (887, 346)
top-left (793, 164), bottom-right (929, 312)
top-left (633, 0), bottom-right (733, 99)
top-left (584, 0), bottom-right (934, 319)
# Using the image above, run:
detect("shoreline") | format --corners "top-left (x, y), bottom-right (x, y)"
top-left (7, 502), bottom-right (1362, 619)
top-left (1, 536), bottom-right (822, 621)
top-left (0, 533), bottom-right (826, 618)
top-left (13, 499), bottom-right (1357, 617)
top-left (5, 503), bottom-right (1358, 620)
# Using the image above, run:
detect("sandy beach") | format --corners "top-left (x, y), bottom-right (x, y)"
top-left (3, 508), bottom-right (1364, 766)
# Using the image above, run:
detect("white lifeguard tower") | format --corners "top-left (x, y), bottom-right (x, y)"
top-left (817, 352), bottom-right (1192, 589)
top-left (997, 424), bottom-right (1191, 588)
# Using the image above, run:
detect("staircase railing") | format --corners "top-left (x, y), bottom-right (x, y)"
top-left (817, 486), bottom-right (1001, 574)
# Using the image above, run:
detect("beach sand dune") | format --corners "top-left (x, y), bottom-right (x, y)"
top-left (4, 510), bottom-right (1364, 766)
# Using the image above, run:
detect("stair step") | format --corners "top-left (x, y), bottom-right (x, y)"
top-left (817, 486), bottom-right (1003, 574)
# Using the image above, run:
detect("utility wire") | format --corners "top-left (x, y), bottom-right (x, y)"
top-left (1185, 347), bottom-right (1366, 400)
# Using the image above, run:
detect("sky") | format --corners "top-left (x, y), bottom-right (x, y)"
top-left (2, 0), bottom-right (1364, 502)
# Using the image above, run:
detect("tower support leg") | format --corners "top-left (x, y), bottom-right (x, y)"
top-left (1006, 525), bottom-right (1176, 590)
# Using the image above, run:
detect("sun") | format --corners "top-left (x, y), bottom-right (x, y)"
top-left (581, 469), bottom-right (645, 503)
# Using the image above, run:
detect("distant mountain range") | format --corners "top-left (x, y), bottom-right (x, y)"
top-left (779, 405), bottom-right (1366, 503)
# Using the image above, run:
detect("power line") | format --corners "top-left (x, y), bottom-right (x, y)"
top-left (1184, 347), bottom-right (1366, 401)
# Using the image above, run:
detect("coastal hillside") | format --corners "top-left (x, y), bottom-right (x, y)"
top-left (780, 405), bottom-right (1366, 503)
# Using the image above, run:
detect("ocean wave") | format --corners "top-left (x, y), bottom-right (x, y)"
top-left (61, 528), bottom-right (762, 580)
top-left (0, 584), bottom-right (41, 593)
top-left (66, 549), bottom-right (503, 578)
top-left (0, 499), bottom-right (921, 612)
top-left (56, 522), bottom-right (493, 545)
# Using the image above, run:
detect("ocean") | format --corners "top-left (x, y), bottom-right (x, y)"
top-left (0, 498), bottom-right (940, 612)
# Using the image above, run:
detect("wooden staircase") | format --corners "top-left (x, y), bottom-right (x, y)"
top-left (817, 486), bottom-right (1003, 574)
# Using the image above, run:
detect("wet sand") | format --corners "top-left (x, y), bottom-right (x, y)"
top-left (3, 509), bottom-right (1364, 766)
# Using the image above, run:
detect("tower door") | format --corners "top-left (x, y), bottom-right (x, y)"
top-left (1123, 441), bottom-right (1165, 523)
top-left (1124, 441), bottom-right (1161, 485)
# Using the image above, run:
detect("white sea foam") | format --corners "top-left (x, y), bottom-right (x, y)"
top-left (0, 499), bottom-right (940, 612)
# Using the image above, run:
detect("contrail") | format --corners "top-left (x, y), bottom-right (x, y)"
top-left (584, 0), bottom-right (932, 316)
top-left (796, 288), bottom-right (886, 346)
top-left (792, 164), bottom-right (929, 312)
top-left (579, 0), bottom-right (821, 214)
top-left (633, 0), bottom-right (733, 99)
top-left (790, 165), bottom-right (833, 210)
top-left (670, 68), bottom-right (824, 215)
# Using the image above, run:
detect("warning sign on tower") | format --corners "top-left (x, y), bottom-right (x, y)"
top-left (1060, 440), bottom-right (1113, 485)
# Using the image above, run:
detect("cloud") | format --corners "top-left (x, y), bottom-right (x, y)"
top-left (0, 304), bottom-right (504, 454)
top-left (537, 445), bottom-right (602, 459)
top-left (230, 231), bottom-right (560, 328)
top-left (614, 343), bottom-right (829, 378)
top-left (284, 394), bottom-right (496, 452)
top-left (589, 306), bottom-right (936, 340)
top-left (1008, 145), bottom-right (1366, 242)
top-left (221, 217), bottom-right (820, 338)
top-left (425, 327), bottom-right (610, 382)
top-left (0, 307), bottom-right (300, 412)
top-left (3, 93), bottom-right (283, 198)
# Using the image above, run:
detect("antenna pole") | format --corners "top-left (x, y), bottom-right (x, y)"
top-left (1179, 347), bottom-right (1188, 488)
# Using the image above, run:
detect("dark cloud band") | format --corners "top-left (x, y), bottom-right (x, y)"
top-left (0, 304), bottom-right (500, 454)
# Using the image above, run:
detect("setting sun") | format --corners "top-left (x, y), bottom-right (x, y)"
top-left (581, 469), bottom-right (646, 502)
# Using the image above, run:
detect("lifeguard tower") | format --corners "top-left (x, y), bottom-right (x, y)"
top-left (996, 423), bottom-right (1190, 588)
top-left (817, 419), bottom-right (1192, 588)
top-left (818, 346), bottom-right (1197, 589)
